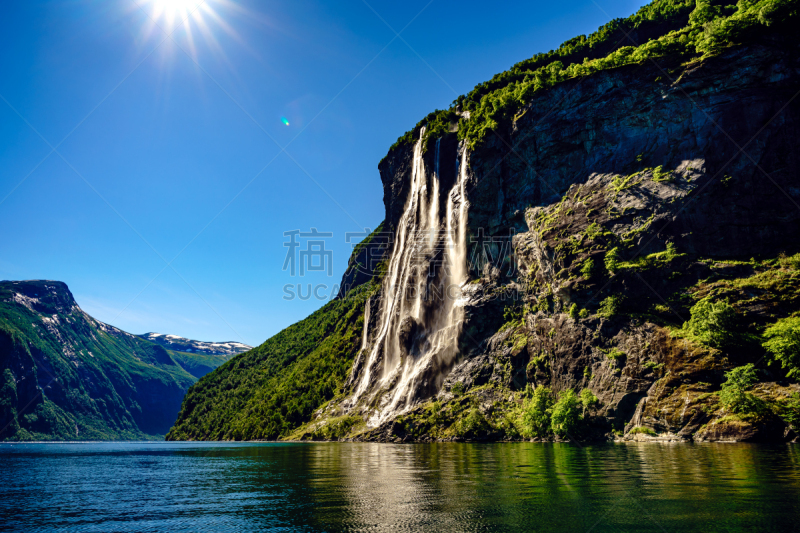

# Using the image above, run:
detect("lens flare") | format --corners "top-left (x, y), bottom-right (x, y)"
top-left (281, 117), bottom-right (290, 126)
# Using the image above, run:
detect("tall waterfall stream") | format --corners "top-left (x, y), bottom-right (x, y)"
top-left (350, 133), bottom-right (470, 426)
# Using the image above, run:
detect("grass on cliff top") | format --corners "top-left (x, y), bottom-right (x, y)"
top-left (385, 0), bottom-right (797, 155)
top-left (166, 281), bottom-right (379, 441)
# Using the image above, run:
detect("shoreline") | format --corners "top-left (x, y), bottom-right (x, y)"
top-left (4, 438), bottom-right (797, 445)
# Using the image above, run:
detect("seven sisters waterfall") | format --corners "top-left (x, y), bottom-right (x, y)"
top-left (350, 131), bottom-right (470, 425)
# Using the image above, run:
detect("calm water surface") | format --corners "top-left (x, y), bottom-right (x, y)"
top-left (0, 442), bottom-right (798, 532)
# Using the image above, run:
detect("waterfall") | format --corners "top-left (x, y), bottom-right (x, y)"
top-left (428, 139), bottom-right (441, 249)
top-left (359, 296), bottom-right (371, 353)
top-left (351, 133), bottom-right (469, 425)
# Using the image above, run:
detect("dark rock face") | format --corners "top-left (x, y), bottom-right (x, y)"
top-left (364, 40), bottom-right (800, 442)
top-left (398, 316), bottom-right (420, 355)
top-left (465, 43), bottom-right (800, 255)
top-left (336, 228), bottom-right (392, 299)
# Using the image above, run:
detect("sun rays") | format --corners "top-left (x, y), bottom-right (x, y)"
top-left (135, 0), bottom-right (248, 62)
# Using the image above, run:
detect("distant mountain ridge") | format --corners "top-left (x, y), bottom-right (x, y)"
top-left (0, 280), bottom-right (236, 441)
top-left (138, 332), bottom-right (251, 356)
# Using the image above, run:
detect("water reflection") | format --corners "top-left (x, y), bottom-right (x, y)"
top-left (0, 442), bottom-right (798, 532)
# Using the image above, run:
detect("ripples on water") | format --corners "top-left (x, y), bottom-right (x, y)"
top-left (0, 442), bottom-right (798, 532)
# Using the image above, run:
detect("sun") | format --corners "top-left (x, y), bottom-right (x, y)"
top-left (148, 0), bottom-right (204, 25)
top-left (135, 0), bottom-right (245, 65)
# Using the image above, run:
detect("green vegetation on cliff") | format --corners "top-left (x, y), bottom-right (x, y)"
top-left (166, 281), bottom-right (378, 441)
top-left (763, 317), bottom-right (800, 378)
top-left (385, 0), bottom-right (798, 153)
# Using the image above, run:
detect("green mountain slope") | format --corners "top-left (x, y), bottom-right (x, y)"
top-left (0, 280), bottom-right (230, 440)
top-left (166, 280), bottom-right (377, 441)
top-left (168, 349), bottom-right (234, 379)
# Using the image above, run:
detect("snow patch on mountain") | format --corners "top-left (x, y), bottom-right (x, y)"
top-left (138, 333), bottom-right (252, 356)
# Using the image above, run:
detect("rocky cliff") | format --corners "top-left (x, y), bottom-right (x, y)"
top-left (168, 0), bottom-right (800, 443)
top-left (0, 280), bottom-right (231, 440)
top-left (319, 2), bottom-right (800, 443)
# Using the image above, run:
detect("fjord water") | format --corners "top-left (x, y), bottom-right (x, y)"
top-left (1, 442), bottom-right (798, 532)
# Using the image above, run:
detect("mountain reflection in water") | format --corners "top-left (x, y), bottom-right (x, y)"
top-left (1, 442), bottom-right (798, 532)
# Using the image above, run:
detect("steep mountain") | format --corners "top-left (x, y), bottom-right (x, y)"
top-left (0, 280), bottom-right (232, 440)
top-left (166, 281), bottom-right (376, 440)
top-left (138, 333), bottom-right (251, 356)
top-left (169, 0), bottom-right (800, 443)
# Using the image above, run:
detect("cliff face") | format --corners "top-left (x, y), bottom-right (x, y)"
top-left (0, 280), bottom-right (227, 440)
top-left (164, 0), bottom-right (800, 443)
top-left (382, 43), bottom-right (800, 250)
top-left (334, 39), bottom-right (800, 443)
top-left (467, 43), bottom-right (800, 255)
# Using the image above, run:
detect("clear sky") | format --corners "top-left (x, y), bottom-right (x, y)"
top-left (0, 0), bottom-right (648, 346)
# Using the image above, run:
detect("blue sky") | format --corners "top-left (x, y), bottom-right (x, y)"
top-left (0, 0), bottom-right (648, 346)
